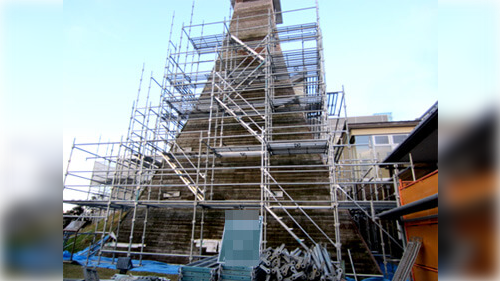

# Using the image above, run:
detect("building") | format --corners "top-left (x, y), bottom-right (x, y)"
top-left (333, 115), bottom-right (419, 181)
top-left (62, 0), bottom-right (435, 279)
top-left (378, 103), bottom-right (438, 281)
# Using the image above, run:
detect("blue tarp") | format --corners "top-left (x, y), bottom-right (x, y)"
top-left (63, 239), bottom-right (180, 275)
top-left (345, 259), bottom-right (399, 281)
top-left (346, 278), bottom-right (389, 281)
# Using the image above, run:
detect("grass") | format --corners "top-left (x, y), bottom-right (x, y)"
top-left (63, 212), bottom-right (180, 280)
top-left (63, 263), bottom-right (179, 280)
top-left (63, 210), bottom-right (181, 280)
top-left (64, 211), bottom-right (127, 253)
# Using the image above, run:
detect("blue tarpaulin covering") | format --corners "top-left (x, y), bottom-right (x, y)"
top-left (345, 260), bottom-right (399, 281)
top-left (346, 278), bottom-right (389, 281)
top-left (63, 239), bottom-right (180, 275)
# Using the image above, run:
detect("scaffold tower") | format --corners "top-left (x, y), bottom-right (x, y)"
top-left (63, 0), bottom-right (408, 276)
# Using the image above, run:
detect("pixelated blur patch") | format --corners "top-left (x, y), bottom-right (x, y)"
top-left (440, 110), bottom-right (499, 279)
top-left (0, 134), bottom-right (61, 280)
top-left (219, 210), bottom-right (261, 266)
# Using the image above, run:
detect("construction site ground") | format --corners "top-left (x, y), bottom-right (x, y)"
top-left (63, 263), bottom-right (179, 281)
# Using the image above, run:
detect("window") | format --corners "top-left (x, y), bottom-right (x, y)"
top-left (353, 136), bottom-right (372, 160)
top-left (392, 134), bottom-right (408, 144)
top-left (374, 135), bottom-right (389, 144)
top-left (352, 133), bottom-right (411, 161)
top-left (348, 133), bottom-right (412, 180)
top-left (374, 145), bottom-right (392, 160)
top-left (354, 135), bottom-right (370, 144)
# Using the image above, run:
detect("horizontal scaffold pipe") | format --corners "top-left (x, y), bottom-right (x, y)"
top-left (62, 187), bottom-right (111, 197)
top-left (67, 163), bottom-right (333, 172)
top-left (64, 181), bottom-right (396, 189)
top-left (63, 200), bottom-right (397, 210)
top-left (100, 249), bottom-right (210, 258)
top-left (161, 66), bottom-right (323, 83)
top-left (185, 35), bottom-right (320, 54)
top-left (67, 167), bottom-right (336, 175)
top-left (185, 6), bottom-right (317, 30)
top-left (65, 171), bottom-right (332, 179)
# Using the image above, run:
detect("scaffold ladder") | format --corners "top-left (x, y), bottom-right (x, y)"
top-left (392, 237), bottom-right (422, 281)
top-left (161, 143), bottom-right (204, 201)
top-left (230, 35), bottom-right (266, 62)
top-left (214, 96), bottom-right (264, 144)
top-left (264, 206), bottom-right (309, 251)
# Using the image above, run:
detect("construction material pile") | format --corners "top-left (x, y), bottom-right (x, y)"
top-left (253, 244), bottom-right (343, 281)
top-left (112, 275), bottom-right (170, 281)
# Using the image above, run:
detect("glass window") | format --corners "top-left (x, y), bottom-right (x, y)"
top-left (374, 145), bottom-right (392, 160)
top-left (392, 134), bottom-right (408, 144)
top-left (374, 135), bottom-right (389, 144)
top-left (354, 135), bottom-right (370, 144)
top-left (357, 159), bottom-right (372, 178)
top-left (355, 145), bottom-right (372, 160)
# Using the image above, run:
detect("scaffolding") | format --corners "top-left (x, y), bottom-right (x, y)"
top-left (63, 0), bottom-right (411, 276)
